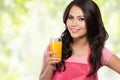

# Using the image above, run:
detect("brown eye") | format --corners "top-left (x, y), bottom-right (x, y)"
top-left (79, 18), bottom-right (85, 21)
top-left (68, 15), bottom-right (73, 20)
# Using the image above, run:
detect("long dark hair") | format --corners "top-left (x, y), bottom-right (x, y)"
top-left (56, 0), bottom-right (108, 77)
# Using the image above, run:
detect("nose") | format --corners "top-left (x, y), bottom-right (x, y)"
top-left (72, 19), bottom-right (78, 27)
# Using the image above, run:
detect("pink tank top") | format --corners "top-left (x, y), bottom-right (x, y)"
top-left (52, 58), bottom-right (98, 80)
top-left (44, 47), bottom-right (113, 80)
top-left (52, 48), bottom-right (97, 80)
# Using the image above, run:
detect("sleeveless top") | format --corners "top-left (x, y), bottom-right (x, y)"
top-left (44, 47), bottom-right (113, 80)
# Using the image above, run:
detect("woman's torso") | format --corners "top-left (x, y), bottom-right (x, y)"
top-left (52, 55), bottom-right (98, 80)
top-left (46, 47), bottom-right (113, 80)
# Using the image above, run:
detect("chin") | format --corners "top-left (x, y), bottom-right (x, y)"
top-left (71, 35), bottom-right (80, 39)
top-left (71, 34), bottom-right (87, 39)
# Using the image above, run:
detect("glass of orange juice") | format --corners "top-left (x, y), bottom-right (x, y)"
top-left (49, 37), bottom-right (62, 60)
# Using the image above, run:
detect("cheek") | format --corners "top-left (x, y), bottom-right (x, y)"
top-left (66, 20), bottom-right (71, 28)
top-left (66, 20), bottom-right (69, 28)
top-left (81, 23), bottom-right (86, 29)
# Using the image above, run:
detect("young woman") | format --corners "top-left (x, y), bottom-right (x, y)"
top-left (39, 0), bottom-right (120, 80)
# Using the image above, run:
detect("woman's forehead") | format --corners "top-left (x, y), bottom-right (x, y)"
top-left (69, 6), bottom-right (84, 16)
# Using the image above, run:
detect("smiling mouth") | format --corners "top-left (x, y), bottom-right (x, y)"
top-left (71, 28), bottom-right (80, 33)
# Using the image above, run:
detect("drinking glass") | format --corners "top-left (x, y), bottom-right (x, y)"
top-left (49, 37), bottom-right (62, 59)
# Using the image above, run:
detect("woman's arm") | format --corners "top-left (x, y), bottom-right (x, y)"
top-left (39, 54), bottom-right (55, 80)
top-left (107, 54), bottom-right (120, 74)
top-left (39, 51), bottom-right (61, 80)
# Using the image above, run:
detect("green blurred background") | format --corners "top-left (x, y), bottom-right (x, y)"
top-left (0, 0), bottom-right (120, 80)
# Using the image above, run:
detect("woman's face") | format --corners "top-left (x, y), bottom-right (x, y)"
top-left (66, 6), bottom-right (87, 39)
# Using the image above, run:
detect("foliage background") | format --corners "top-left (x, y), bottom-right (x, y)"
top-left (0, 0), bottom-right (120, 80)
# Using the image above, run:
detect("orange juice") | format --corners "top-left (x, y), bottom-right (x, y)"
top-left (49, 41), bottom-right (62, 59)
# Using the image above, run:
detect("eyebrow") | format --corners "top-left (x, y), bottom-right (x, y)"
top-left (68, 14), bottom-right (84, 17)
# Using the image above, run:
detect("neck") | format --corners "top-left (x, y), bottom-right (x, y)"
top-left (72, 37), bottom-right (89, 48)
top-left (71, 37), bottom-right (89, 57)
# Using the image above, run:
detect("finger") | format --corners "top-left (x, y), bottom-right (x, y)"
top-left (50, 60), bottom-right (60, 65)
top-left (49, 58), bottom-right (61, 62)
top-left (48, 58), bottom-right (61, 64)
top-left (49, 51), bottom-right (56, 57)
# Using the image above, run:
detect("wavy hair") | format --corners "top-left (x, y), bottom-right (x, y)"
top-left (56, 0), bottom-right (108, 77)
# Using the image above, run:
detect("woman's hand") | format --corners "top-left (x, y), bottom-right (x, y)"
top-left (46, 51), bottom-right (61, 71)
